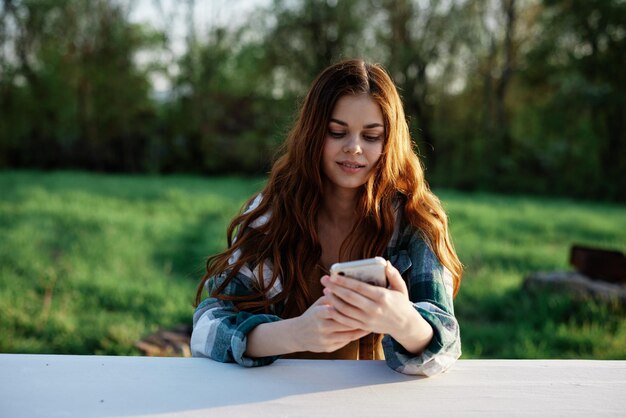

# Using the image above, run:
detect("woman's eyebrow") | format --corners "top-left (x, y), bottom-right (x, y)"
top-left (329, 118), bottom-right (383, 129)
top-left (329, 118), bottom-right (348, 126)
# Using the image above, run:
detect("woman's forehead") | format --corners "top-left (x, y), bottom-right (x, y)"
top-left (330, 95), bottom-right (384, 126)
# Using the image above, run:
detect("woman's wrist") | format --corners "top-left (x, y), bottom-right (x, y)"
top-left (390, 305), bottom-right (434, 355)
top-left (283, 316), bottom-right (304, 352)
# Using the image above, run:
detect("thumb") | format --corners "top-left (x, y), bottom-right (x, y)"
top-left (386, 261), bottom-right (408, 294)
top-left (312, 295), bottom-right (331, 307)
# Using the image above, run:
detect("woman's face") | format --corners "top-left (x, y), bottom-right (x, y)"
top-left (322, 94), bottom-right (385, 193)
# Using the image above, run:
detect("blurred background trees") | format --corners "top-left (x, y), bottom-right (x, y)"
top-left (1, 0), bottom-right (624, 200)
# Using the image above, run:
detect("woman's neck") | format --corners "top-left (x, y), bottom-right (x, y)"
top-left (318, 183), bottom-right (359, 231)
top-left (316, 183), bottom-right (362, 268)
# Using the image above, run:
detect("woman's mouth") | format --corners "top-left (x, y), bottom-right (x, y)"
top-left (337, 161), bottom-right (366, 172)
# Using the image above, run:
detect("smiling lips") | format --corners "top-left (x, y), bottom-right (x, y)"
top-left (337, 160), bottom-right (366, 172)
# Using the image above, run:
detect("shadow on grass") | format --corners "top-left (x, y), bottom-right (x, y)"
top-left (151, 211), bottom-right (227, 285)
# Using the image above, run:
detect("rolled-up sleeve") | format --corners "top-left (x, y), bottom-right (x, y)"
top-left (191, 272), bottom-right (282, 367)
top-left (383, 232), bottom-right (461, 376)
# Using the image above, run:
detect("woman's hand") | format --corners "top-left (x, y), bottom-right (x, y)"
top-left (292, 295), bottom-right (370, 353)
top-left (320, 261), bottom-right (434, 354)
top-left (245, 295), bottom-right (368, 358)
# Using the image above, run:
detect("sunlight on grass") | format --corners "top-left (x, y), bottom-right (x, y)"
top-left (1, 172), bottom-right (625, 358)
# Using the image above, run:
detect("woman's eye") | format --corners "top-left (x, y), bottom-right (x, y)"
top-left (364, 135), bottom-right (382, 142)
top-left (329, 131), bottom-right (345, 138)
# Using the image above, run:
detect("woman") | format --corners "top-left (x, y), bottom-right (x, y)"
top-left (191, 59), bottom-right (462, 376)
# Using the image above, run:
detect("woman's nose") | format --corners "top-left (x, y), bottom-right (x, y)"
top-left (342, 135), bottom-right (362, 154)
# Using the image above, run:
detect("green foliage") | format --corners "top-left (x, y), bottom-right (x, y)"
top-left (1, 172), bottom-right (625, 358)
top-left (1, 0), bottom-right (624, 200)
top-left (261, 0), bottom-right (371, 91)
top-left (1, 0), bottom-right (159, 170)
top-left (513, 0), bottom-right (626, 199)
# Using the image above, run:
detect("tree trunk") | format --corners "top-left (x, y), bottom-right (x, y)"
top-left (494, 0), bottom-right (516, 155)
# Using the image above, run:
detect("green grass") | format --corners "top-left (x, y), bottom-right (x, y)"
top-left (1, 171), bottom-right (625, 358)
top-left (444, 191), bottom-right (626, 359)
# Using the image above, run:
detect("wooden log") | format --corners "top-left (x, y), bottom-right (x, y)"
top-left (134, 324), bottom-right (192, 357)
top-left (570, 245), bottom-right (626, 284)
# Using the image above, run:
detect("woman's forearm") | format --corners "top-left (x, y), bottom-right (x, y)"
top-left (244, 317), bottom-right (301, 358)
top-left (391, 308), bottom-right (434, 355)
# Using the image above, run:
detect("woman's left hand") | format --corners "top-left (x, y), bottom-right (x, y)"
top-left (320, 260), bottom-right (434, 353)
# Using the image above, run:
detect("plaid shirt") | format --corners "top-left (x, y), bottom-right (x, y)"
top-left (191, 201), bottom-right (461, 376)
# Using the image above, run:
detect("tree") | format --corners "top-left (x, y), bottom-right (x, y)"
top-left (521, 0), bottom-right (626, 198)
top-left (374, 0), bottom-right (470, 171)
top-left (0, 0), bottom-right (159, 171)
top-left (260, 0), bottom-right (369, 96)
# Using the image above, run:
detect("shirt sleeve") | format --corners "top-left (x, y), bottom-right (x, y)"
top-left (191, 269), bottom-right (282, 367)
top-left (383, 232), bottom-right (462, 376)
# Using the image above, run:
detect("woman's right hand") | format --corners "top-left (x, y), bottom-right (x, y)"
top-left (245, 295), bottom-right (368, 358)
top-left (293, 296), bottom-right (369, 353)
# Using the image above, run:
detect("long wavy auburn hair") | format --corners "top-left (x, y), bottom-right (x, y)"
top-left (194, 59), bottom-right (463, 316)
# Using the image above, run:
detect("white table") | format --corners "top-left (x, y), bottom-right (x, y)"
top-left (1, 354), bottom-right (625, 417)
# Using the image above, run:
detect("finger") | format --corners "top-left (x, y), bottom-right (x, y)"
top-left (324, 281), bottom-right (377, 313)
top-left (325, 317), bottom-right (361, 332)
top-left (385, 261), bottom-right (408, 294)
top-left (311, 295), bottom-right (331, 307)
top-left (334, 328), bottom-right (370, 343)
top-left (325, 290), bottom-right (378, 332)
top-left (313, 304), bottom-right (364, 330)
top-left (308, 303), bottom-right (337, 323)
top-left (322, 298), bottom-right (364, 329)
top-left (331, 316), bottom-right (366, 332)
top-left (322, 273), bottom-right (381, 301)
top-left (326, 326), bottom-right (369, 342)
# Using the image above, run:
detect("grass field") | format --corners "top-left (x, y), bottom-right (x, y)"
top-left (1, 171), bottom-right (625, 358)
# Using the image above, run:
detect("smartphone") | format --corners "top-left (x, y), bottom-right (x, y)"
top-left (329, 257), bottom-right (387, 287)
